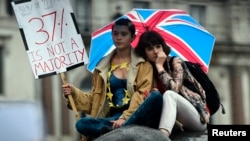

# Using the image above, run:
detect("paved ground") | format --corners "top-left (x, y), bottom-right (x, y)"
top-left (94, 125), bottom-right (208, 141)
top-left (171, 130), bottom-right (208, 141)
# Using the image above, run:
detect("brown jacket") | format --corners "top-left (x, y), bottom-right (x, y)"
top-left (67, 48), bottom-right (153, 120)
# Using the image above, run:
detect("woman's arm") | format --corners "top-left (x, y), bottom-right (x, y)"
top-left (61, 70), bottom-right (103, 114)
top-left (157, 57), bottom-right (184, 92)
top-left (154, 51), bottom-right (182, 92)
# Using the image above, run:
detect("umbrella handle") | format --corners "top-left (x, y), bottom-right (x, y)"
top-left (60, 73), bottom-right (80, 119)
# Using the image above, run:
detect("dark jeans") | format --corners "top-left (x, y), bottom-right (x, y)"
top-left (75, 91), bottom-right (163, 138)
top-left (75, 113), bottom-right (121, 137)
top-left (123, 91), bottom-right (163, 128)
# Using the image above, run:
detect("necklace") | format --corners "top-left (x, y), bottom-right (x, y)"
top-left (106, 62), bottom-right (130, 108)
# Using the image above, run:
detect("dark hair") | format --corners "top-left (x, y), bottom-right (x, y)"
top-left (135, 30), bottom-right (171, 59)
top-left (112, 18), bottom-right (136, 37)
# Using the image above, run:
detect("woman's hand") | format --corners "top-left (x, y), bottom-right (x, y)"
top-left (155, 51), bottom-right (167, 72)
top-left (62, 83), bottom-right (73, 97)
top-left (111, 118), bottom-right (126, 129)
top-left (155, 51), bottom-right (166, 66)
top-left (151, 88), bottom-right (159, 91)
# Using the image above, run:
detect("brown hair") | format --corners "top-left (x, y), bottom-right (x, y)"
top-left (135, 30), bottom-right (171, 59)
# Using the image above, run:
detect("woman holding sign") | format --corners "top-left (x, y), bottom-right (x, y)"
top-left (62, 18), bottom-right (163, 140)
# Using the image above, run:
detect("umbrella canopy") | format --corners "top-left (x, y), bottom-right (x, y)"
top-left (87, 8), bottom-right (215, 73)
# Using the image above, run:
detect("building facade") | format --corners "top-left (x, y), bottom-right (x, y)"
top-left (0, 0), bottom-right (249, 141)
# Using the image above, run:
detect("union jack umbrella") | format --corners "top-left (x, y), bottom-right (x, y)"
top-left (87, 8), bottom-right (215, 73)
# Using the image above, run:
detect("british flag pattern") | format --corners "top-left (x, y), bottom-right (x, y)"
top-left (88, 9), bottom-right (215, 73)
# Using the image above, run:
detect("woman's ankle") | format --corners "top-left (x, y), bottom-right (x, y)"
top-left (160, 128), bottom-right (170, 137)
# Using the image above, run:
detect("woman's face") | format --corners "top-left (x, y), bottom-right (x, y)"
top-left (112, 25), bottom-right (134, 49)
top-left (145, 44), bottom-right (163, 62)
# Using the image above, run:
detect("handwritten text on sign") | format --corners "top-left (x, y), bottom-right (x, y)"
top-left (12, 0), bottom-right (89, 79)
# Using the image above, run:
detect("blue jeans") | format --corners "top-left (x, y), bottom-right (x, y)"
top-left (75, 113), bottom-right (121, 137)
top-left (123, 91), bottom-right (163, 128)
top-left (75, 91), bottom-right (163, 138)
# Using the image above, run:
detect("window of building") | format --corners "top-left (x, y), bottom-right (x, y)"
top-left (111, 5), bottom-right (123, 21)
top-left (79, 73), bottom-right (92, 118)
top-left (190, 5), bottom-right (206, 26)
top-left (76, 0), bottom-right (92, 34)
top-left (6, 0), bottom-right (14, 16)
top-left (133, 1), bottom-right (150, 9)
top-left (0, 46), bottom-right (3, 94)
top-left (80, 75), bottom-right (92, 92)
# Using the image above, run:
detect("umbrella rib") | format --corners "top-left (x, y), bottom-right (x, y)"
top-left (135, 10), bottom-right (147, 31)
top-left (153, 11), bottom-right (165, 29)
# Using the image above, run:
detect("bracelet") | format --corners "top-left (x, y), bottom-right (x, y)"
top-left (158, 70), bottom-right (167, 77)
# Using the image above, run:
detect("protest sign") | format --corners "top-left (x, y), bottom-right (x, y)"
top-left (11, 0), bottom-right (89, 79)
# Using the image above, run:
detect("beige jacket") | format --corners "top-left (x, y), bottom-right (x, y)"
top-left (66, 48), bottom-right (153, 120)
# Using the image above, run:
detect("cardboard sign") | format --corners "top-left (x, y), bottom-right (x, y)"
top-left (11, 0), bottom-right (89, 79)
